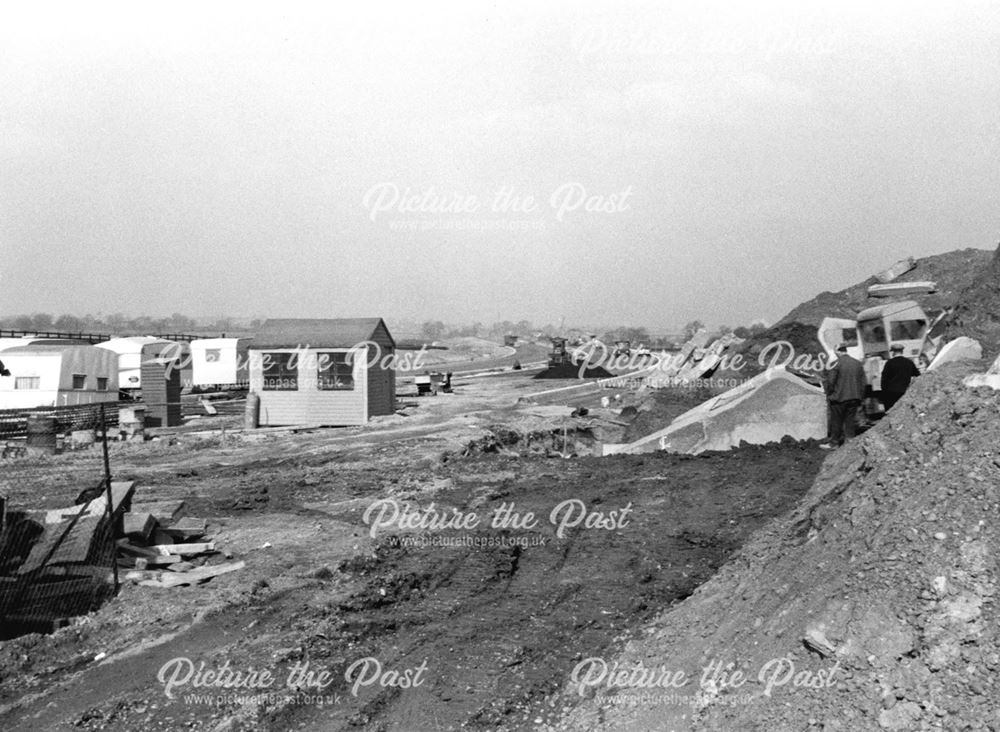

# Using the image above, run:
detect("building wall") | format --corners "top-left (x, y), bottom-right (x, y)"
top-left (191, 338), bottom-right (250, 386)
top-left (249, 346), bottom-right (369, 426)
top-left (141, 343), bottom-right (183, 427)
top-left (366, 355), bottom-right (395, 416)
top-left (364, 321), bottom-right (396, 416)
top-left (0, 347), bottom-right (118, 409)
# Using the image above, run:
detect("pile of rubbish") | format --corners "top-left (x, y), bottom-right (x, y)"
top-left (0, 482), bottom-right (133, 635)
top-left (117, 498), bottom-right (243, 589)
top-left (0, 482), bottom-right (243, 637)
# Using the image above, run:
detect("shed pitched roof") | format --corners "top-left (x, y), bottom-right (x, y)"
top-left (251, 318), bottom-right (395, 349)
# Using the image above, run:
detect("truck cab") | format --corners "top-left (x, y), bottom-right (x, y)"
top-left (819, 300), bottom-right (932, 393)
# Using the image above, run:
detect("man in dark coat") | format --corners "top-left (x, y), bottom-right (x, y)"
top-left (823, 344), bottom-right (868, 447)
top-left (880, 344), bottom-right (920, 410)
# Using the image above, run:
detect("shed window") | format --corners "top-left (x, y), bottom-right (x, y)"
top-left (97, 377), bottom-right (109, 391)
top-left (205, 349), bottom-right (222, 363)
top-left (15, 377), bottom-right (40, 390)
top-left (262, 353), bottom-right (298, 391)
top-left (317, 352), bottom-right (354, 390)
top-left (72, 374), bottom-right (86, 390)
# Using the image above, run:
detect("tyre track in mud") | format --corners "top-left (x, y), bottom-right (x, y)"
top-left (257, 444), bottom-right (827, 731)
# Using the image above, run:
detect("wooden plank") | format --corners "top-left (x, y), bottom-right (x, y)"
top-left (138, 560), bottom-right (245, 588)
top-left (162, 517), bottom-right (207, 540)
top-left (148, 542), bottom-right (215, 556)
top-left (116, 540), bottom-right (181, 564)
top-left (44, 481), bottom-right (136, 525)
top-left (129, 500), bottom-right (185, 523)
top-left (123, 512), bottom-right (156, 541)
top-left (125, 569), bottom-right (163, 582)
top-left (18, 516), bottom-right (107, 574)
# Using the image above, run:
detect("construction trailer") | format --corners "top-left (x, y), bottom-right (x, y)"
top-left (96, 337), bottom-right (170, 392)
top-left (0, 338), bottom-right (46, 353)
top-left (0, 344), bottom-right (119, 409)
top-left (247, 318), bottom-right (396, 427)
top-left (190, 338), bottom-right (252, 388)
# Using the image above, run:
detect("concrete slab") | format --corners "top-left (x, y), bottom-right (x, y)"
top-left (608, 367), bottom-right (826, 455)
top-left (926, 337), bottom-right (982, 372)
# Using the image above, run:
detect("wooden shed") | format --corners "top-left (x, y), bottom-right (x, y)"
top-left (0, 344), bottom-right (119, 409)
top-left (248, 318), bottom-right (396, 427)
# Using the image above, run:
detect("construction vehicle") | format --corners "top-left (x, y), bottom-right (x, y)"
top-left (415, 371), bottom-right (452, 396)
top-left (818, 299), bottom-right (948, 393)
top-left (548, 337), bottom-right (571, 367)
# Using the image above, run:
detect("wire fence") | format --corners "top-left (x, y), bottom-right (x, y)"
top-left (0, 403), bottom-right (122, 638)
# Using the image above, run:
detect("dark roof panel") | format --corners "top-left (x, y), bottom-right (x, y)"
top-left (251, 318), bottom-right (395, 349)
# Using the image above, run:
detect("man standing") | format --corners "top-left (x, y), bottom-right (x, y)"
top-left (880, 344), bottom-right (920, 410)
top-left (823, 343), bottom-right (868, 447)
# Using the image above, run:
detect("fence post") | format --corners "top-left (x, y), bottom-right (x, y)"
top-left (99, 403), bottom-right (120, 593)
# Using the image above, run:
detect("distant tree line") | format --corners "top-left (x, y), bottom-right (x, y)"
top-left (0, 312), bottom-right (260, 335)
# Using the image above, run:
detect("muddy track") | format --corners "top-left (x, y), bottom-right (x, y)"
top-left (0, 442), bottom-right (825, 731)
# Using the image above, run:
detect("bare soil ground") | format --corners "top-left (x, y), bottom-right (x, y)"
top-left (0, 371), bottom-right (825, 731)
top-left (556, 363), bottom-right (1000, 732)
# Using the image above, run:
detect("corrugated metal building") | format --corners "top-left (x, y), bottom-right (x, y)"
top-left (248, 318), bottom-right (396, 426)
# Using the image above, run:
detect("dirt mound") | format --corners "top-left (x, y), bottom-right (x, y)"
top-left (556, 364), bottom-right (999, 731)
top-left (713, 321), bottom-right (826, 384)
top-left (534, 363), bottom-right (614, 379)
top-left (777, 248), bottom-right (993, 327)
top-left (946, 242), bottom-right (1000, 357)
top-left (622, 388), bottom-right (715, 443)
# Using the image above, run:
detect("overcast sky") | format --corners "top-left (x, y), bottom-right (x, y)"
top-left (1, 0), bottom-right (997, 330)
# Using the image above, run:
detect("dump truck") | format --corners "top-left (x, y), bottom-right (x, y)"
top-left (817, 299), bottom-right (948, 393)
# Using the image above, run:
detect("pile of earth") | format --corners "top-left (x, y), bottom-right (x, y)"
top-left (621, 387), bottom-right (716, 443)
top-left (945, 242), bottom-right (1000, 358)
top-left (711, 321), bottom-right (826, 385)
top-left (777, 247), bottom-right (993, 327)
top-left (553, 361), bottom-right (1000, 731)
top-left (534, 363), bottom-right (614, 379)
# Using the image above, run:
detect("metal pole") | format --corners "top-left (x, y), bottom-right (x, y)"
top-left (99, 403), bottom-right (120, 592)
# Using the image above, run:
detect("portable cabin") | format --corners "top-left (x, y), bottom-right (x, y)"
top-left (248, 318), bottom-right (396, 427)
top-left (0, 337), bottom-right (44, 352)
top-left (0, 343), bottom-right (118, 409)
top-left (190, 338), bottom-right (251, 388)
top-left (96, 337), bottom-right (162, 391)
